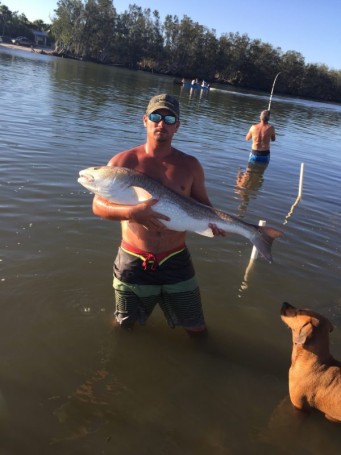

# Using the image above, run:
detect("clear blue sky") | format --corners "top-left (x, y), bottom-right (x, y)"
top-left (2, 0), bottom-right (341, 70)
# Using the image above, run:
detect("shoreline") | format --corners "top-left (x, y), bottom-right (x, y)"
top-left (2, 43), bottom-right (339, 105)
top-left (0, 42), bottom-right (55, 55)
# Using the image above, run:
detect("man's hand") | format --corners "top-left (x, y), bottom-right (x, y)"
top-left (129, 199), bottom-right (170, 231)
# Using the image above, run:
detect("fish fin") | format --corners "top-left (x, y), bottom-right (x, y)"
top-left (132, 186), bottom-right (153, 202)
top-left (252, 226), bottom-right (284, 263)
top-left (195, 228), bottom-right (214, 237)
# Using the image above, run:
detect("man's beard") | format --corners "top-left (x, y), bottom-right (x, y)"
top-left (154, 131), bottom-right (168, 142)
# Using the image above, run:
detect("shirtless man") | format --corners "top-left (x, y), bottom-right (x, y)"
top-left (246, 110), bottom-right (276, 162)
top-left (92, 94), bottom-right (224, 335)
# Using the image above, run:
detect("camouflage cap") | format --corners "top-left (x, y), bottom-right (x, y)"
top-left (146, 94), bottom-right (180, 119)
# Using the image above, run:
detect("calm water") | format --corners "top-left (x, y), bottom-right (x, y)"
top-left (0, 46), bottom-right (341, 454)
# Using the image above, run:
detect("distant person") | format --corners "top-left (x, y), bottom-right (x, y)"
top-left (246, 110), bottom-right (276, 163)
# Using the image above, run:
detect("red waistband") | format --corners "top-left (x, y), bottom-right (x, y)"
top-left (120, 240), bottom-right (186, 270)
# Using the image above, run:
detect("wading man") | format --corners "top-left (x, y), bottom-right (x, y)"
top-left (92, 94), bottom-right (225, 336)
top-left (246, 110), bottom-right (276, 163)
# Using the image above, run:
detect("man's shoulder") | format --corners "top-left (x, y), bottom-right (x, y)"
top-left (173, 147), bottom-right (199, 163)
top-left (266, 123), bottom-right (275, 132)
top-left (108, 145), bottom-right (144, 166)
top-left (173, 149), bottom-right (202, 172)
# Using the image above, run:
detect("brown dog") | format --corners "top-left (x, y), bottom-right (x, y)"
top-left (281, 302), bottom-right (341, 423)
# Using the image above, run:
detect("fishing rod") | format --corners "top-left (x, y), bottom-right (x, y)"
top-left (268, 72), bottom-right (281, 111)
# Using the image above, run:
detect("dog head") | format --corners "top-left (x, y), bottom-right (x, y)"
top-left (281, 302), bottom-right (334, 346)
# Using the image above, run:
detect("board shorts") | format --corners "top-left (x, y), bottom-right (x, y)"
top-left (249, 150), bottom-right (270, 163)
top-left (113, 241), bottom-right (205, 329)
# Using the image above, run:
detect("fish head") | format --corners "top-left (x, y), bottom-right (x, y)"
top-left (78, 166), bottom-right (152, 205)
top-left (78, 166), bottom-right (113, 196)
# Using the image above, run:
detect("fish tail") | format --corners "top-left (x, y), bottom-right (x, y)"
top-left (252, 226), bottom-right (283, 263)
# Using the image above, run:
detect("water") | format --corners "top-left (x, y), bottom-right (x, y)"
top-left (0, 46), bottom-right (341, 454)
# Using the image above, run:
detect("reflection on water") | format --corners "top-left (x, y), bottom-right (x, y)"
top-left (234, 160), bottom-right (269, 216)
top-left (283, 163), bottom-right (304, 226)
top-left (234, 160), bottom-right (271, 294)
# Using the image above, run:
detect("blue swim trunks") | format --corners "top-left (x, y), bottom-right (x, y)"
top-left (249, 150), bottom-right (270, 163)
top-left (113, 243), bottom-right (205, 329)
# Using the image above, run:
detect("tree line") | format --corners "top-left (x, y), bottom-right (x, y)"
top-left (0, 2), bottom-right (50, 40)
top-left (1, 1), bottom-right (341, 103)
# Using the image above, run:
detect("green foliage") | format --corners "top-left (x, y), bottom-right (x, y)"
top-left (1, 1), bottom-right (340, 102)
top-left (0, 2), bottom-right (51, 41)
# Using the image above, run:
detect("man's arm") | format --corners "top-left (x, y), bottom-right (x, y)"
top-left (246, 126), bottom-right (253, 141)
top-left (189, 159), bottom-right (212, 206)
top-left (271, 126), bottom-right (276, 142)
top-left (92, 195), bottom-right (170, 230)
top-left (92, 195), bottom-right (132, 221)
top-left (190, 158), bottom-right (225, 237)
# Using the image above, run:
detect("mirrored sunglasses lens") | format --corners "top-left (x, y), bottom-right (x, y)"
top-left (149, 113), bottom-right (176, 124)
top-left (149, 113), bottom-right (161, 122)
top-left (164, 116), bottom-right (176, 124)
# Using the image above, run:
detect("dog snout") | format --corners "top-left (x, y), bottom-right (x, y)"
top-left (281, 302), bottom-right (295, 315)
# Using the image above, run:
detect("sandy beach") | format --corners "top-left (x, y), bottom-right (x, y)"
top-left (0, 42), bottom-right (54, 54)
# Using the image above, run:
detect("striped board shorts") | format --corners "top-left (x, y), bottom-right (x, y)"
top-left (113, 242), bottom-right (205, 329)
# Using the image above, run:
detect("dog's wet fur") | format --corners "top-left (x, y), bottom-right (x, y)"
top-left (281, 302), bottom-right (341, 423)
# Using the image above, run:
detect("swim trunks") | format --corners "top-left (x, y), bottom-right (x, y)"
top-left (113, 243), bottom-right (205, 329)
top-left (249, 150), bottom-right (270, 163)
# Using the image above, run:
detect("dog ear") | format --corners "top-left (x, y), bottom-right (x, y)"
top-left (310, 317), bottom-right (320, 328)
top-left (311, 316), bottom-right (334, 333)
top-left (294, 322), bottom-right (314, 345)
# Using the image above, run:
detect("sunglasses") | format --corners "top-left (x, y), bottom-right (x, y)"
top-left (148, 113), bottom-right (177, 125)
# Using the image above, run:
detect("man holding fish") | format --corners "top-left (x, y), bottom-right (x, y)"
top-left (80, 94), bottom-right (282, 335)
top-left (91, 94), bottom-right (226, 335)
